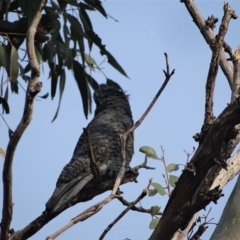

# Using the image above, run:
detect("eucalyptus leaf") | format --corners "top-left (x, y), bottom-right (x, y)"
top-left (169, 175), bottom-right (179, 188)
top-left (149, 218), bottom-right (160, 229)
top-left (151, 182), bottom-right (166, 196)
top-left (148, 189), bottom-right (158, 197)
top-left (166, 163), bottom-right (179, 173)
top-left (150, 206), bottom-right (161, 216)
top-left (52, 69), bottom-right (66, 122)
top-left (0, 97), bottom-right (9, 114)
top-left (10, 46), bottom-right (19, 82)
top-left (139, 146), bottom-right (159, 160)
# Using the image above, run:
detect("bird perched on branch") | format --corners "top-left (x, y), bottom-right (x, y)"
top-left (46, 84), bottom-right (134, 212)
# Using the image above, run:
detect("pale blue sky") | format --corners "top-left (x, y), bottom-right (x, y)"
top-left (1, 1), bottom-right (240, 239)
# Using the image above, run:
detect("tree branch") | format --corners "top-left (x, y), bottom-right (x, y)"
top-left (149, 5), bottom-right (239, 238)
top-left (99, 179), bottom-right (152, 240)
top-left (180, 0), bottom-right (235, 89)
top-left (231, 46), bottom-right (240, 102)
top-left (117, 195), bottom-right (162, 216)
top-left (200, 3), bottom-right (235, 138)
top-left (47, 194), bottom-right (119, 240)
top-left (111, 53), bottom-right (175, 195)
top-left (0, 1), bottom-right (44, 240)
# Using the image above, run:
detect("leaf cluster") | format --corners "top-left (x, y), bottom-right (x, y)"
top-left (0, 0), bottom-right (128, 120)
top-left (139, 145), bottom-right (180, 230)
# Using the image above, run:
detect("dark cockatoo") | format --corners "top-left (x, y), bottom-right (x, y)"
top-left (46, 84), bottom-right (134, 212)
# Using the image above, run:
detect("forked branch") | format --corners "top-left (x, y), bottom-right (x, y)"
top-left (112, 53), bottom-right (175, 195)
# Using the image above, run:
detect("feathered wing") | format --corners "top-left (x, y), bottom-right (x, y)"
top-left (46, 85), bottom-right (134, 213)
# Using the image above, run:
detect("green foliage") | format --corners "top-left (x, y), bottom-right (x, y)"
top-left (166, 163), bottom-right (179, 172)
top-left (150, 206), bottom-right (161, 216)
top-left (10, 46), bottom-right (19, 82)
top-left (148, 189), bottom-right (158, 197)
top-left (169, 175), bottom-right (179, 188)
top-left (139, 146), bottom-right (159, 160)
top-left (151, 182), bottom-right (166, 196)
top-left (0, 0), bottom-right (128, 120)
top-left (149, 217), bottom-right (160, 229)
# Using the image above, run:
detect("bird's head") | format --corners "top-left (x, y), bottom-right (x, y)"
top-left (93, 84), bottom-right (132, 117)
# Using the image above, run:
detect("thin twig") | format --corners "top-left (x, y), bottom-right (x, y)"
top-left (111, 53), bottom-right (175, 195)
top-left (117, 196), bottom-right (163, 216)
top-left (0, 1), bottom-right (44, 240)
top-left (46, 194), bottom-right (119, 240)
top-left (160, 146), bottom-right (171, 196)
top-left (99, 179), bottom-right (152, 240)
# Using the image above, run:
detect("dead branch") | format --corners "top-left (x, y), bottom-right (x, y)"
top-left (231, 46), bottom-right (240, 102)
top-left (0, 1), bottom-right (44, 240)
top-left (47, 194), bottom-right (119, 240)
top-left (200, 3), bottom-right (234, 138)
top-left (99, 179), bottom-right (152, 240)
top-left (180, 0), bottom-right (235, 89)
top-left (111, 53), bottom-right (175, 195)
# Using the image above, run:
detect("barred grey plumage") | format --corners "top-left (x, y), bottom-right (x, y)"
top-left (46, 84), bottom-right (134, 212)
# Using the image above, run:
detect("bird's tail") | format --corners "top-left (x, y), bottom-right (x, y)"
top-left (46, 174), bottom-right (93, 212)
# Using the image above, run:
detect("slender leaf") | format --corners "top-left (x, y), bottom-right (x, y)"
top-left (23, 62), bottom-right (31, 74)
top-left (3, 45), bottom-right (10, 74)
top-left (67, 14), bottom-right (86, 38)
top-left (49, 62), bottom-right (59, 99)
top-left (86, 73), bottom-right (99, 90)
top-left (79, 2), bottom-right (95, 11)
top-left (42, 42), bottom-right (56, 63)
top-left (88, 31), bottom-right (128, 77)
top-left (39, 93), bottom-right (49, 99)
top-left (0, 97), bottom-right (10, 114)
top-left (0, 45), bottom-right (4, 66)
top-left (4, 84), bottom-right (8, 102)
top-left (79, 6), bottom-right (93, 32)
top-left (0, 73), bottom-right (3, 96)
top-left (52, 69), bottom-right (66, 122)
top-left (139, 146), bottom-right (159, 160)
top-left (11, 81), bottom-right (18, 94)
top-left (169, 175), bottom-right (179, 188)
top-left (52, 38), bottom-right (72, 60)
top-left (151, 182), bottom-right (166, 196)
top-left (10, 45), bottom-right (19, 82)
top-left (83, 0), bottom-right (107, 18)
top-left (72, 60), bottom-right (88, 118)
top-left (84, 53), bottom-right (96, 71)
top-left (166, 163), bottom-right (179, 173)
top-left (79, 6), bottom-right (93, 49)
